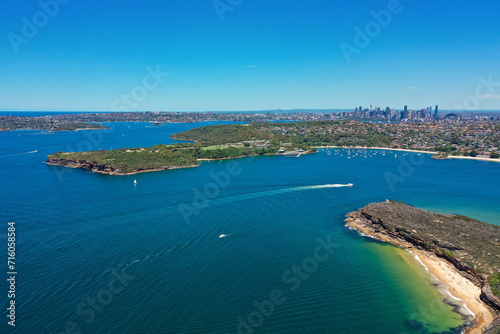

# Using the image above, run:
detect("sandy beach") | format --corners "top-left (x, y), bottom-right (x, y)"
top-left (414, 249), bottom-right (494, 333)
top-left (317, 146), bottom-right (500, 163)
top-left (446, 155), bottom-right (500, 163)
top-left (345, 218), bottom-right (496, 333)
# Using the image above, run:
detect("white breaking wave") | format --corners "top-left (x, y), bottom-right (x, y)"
top-left (406, 250), bottom-right (475, 317)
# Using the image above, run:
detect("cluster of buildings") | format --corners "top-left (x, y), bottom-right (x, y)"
top-left (66, 109), bottom-right (496, 124)
top-left (350, 105), bottom-right (439, 121)
top-left (262, 120), bottom-right (499, 157)
top-left (342, 105), bottom-right (500, 123)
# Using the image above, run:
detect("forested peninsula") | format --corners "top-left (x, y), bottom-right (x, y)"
top-left (47, 121), bottom-right (499, 175)
top-left (0, 116), bottom-right (108, 132)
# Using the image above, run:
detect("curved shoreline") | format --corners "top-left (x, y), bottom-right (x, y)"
top-left (345, 215), bottom-right (497, 333)
top-left (47, 144), bottom-right (498, 177)
top-left (316, 146), bottom-right (500, 163)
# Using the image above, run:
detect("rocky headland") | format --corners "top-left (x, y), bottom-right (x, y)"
top-left (345, 201), bottom-right (500, 333)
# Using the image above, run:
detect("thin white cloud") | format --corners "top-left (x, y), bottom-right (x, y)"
top-left (478, 94), bottom-right (500, 99)
top-left (408, 86), bottom-right (419, 90)
top-left (245, 65), bottom-right (258, 68)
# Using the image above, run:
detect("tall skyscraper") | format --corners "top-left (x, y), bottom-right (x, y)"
top-left (434, 105), bottom-right (439, 118)
top-left (402, 105), bottom-right (409, 119)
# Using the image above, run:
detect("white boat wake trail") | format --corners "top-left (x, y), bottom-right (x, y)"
top-left (0, 150), bottom-right (38, 157)
top-left (206, 183), bottom-right (353, 207)
top-left (89, 184), bottom-right (354, 227)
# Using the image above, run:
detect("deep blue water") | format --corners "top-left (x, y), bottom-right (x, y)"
top-left (1, 122), bottom-right (499, 334)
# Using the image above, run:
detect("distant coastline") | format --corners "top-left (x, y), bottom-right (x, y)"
top-left (0, 116), bottom-right (109, 132)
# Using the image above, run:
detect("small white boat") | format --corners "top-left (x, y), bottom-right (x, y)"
top-left (219, 234), bottom-right (227, 239)
top-left (134, 179), bottom-right (137, 185)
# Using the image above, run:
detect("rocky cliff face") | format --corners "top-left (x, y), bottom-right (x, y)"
top-left (47, 154), bottom-right (200, 175)
top-left (47, 157), bottom-right (118, 174)
top-left (484, 315), bottom-right (500, 334)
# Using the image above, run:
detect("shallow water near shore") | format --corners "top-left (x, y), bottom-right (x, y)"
top-left (368, 243), bottom-right (466, 332)
top-left (1, 122), bottom-right (499, 333)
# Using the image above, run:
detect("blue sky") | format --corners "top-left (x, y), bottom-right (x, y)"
top-left (1, 0), bottom-right (500, 111)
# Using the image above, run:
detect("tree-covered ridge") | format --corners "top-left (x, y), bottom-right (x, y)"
top-left (173, 124), bottom-right (276, 144)
top-left (48, 144), bottom-right (198, 173)
top-left (47, 142), bottom-right (296, 175)
top-left (0, 116), bottom-right (109, 132)
top-left (173, 121), bottom-right (391, 148)
top-left (173, 120), bottom-right (500, 157)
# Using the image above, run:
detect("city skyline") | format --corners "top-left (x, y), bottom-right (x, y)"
top-left (1, 0), bottom-right (500, 111)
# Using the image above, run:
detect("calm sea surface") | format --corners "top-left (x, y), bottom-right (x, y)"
top-left (1, 121), bottom-right (499, 334)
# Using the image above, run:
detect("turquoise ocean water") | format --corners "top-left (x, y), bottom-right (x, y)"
top-left (1, 121), bottom-right (499, 334)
